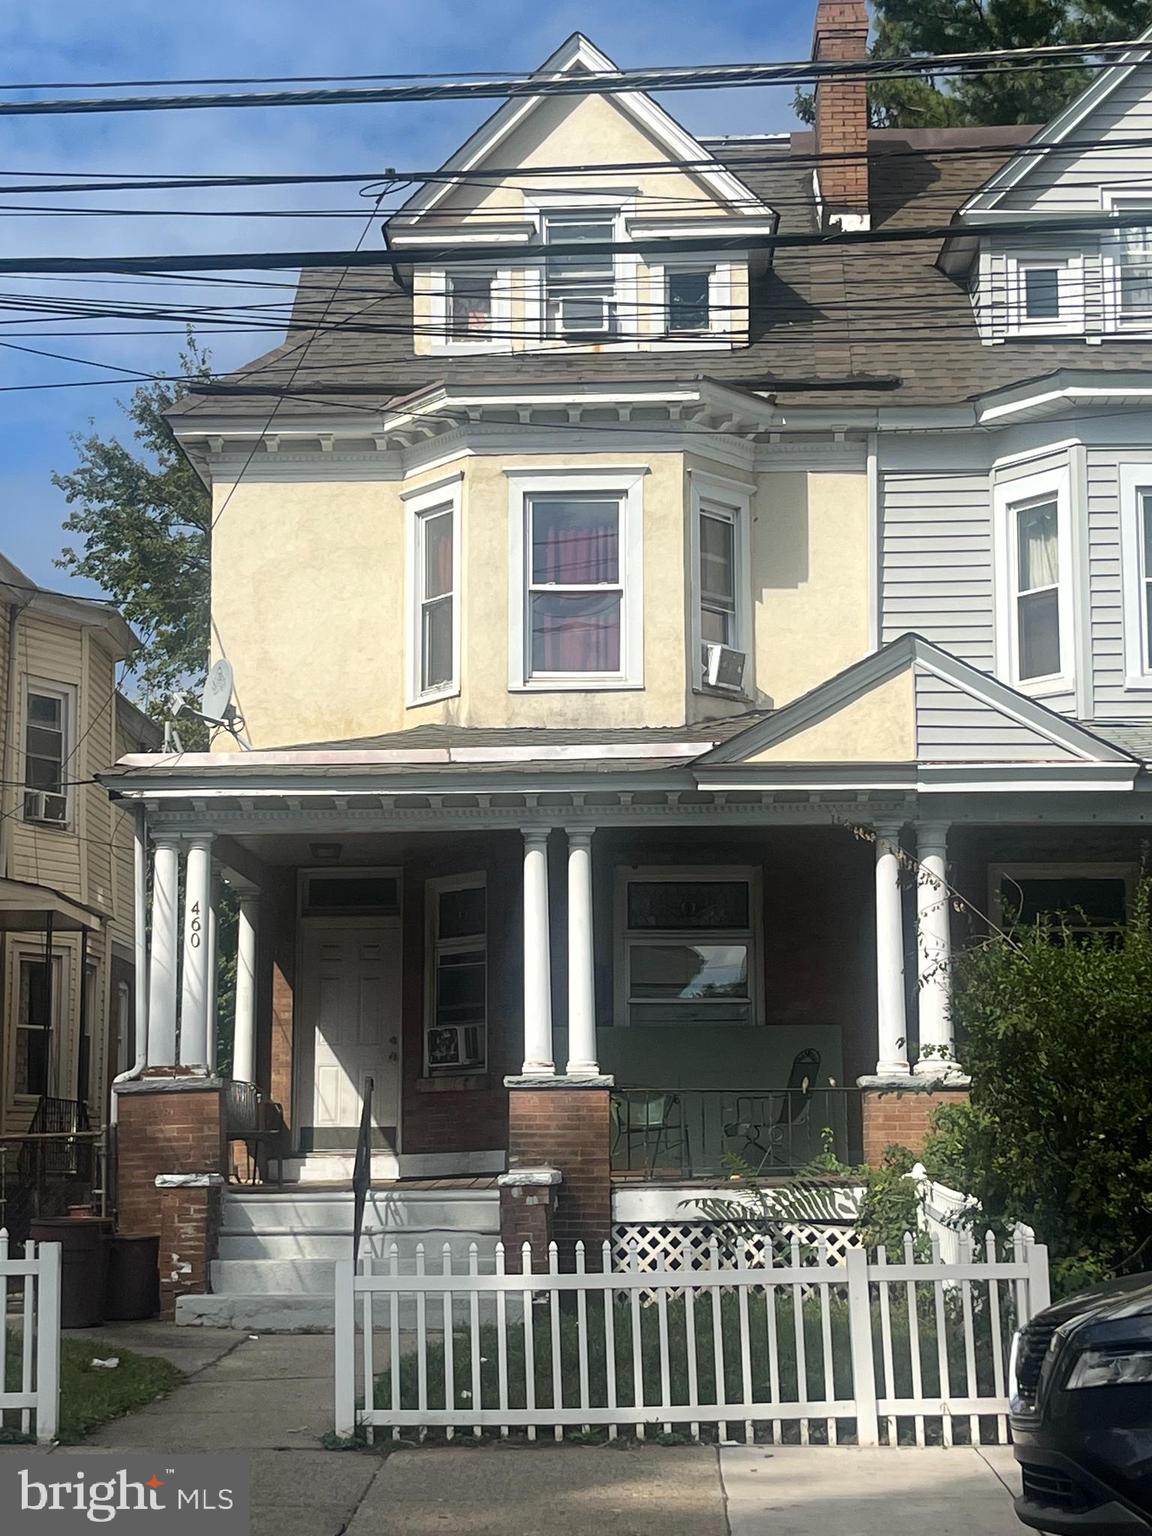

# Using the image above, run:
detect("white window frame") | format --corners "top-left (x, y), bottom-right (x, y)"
top-left (424, 266), bottom-right (512, 354)
top-left (405, 476), bottom-right (462, 705)
top-left (1102, 192), bottom-right (1152, 334)
top-left (1006, 254), bottom-right (1082, 335)
top-left (424, 872), bottom-right (487, 1077)
top-left (993, 464), bottom-right (1074, 697)
top-left (506, 466), bottom-right (647, 691)
top-left (7, 942), bottom-right (66, 1104)
top-left (522, 192), bottom-right (641, 351)
top-left (688, 472), bottom-right (754, 697)
top-left (612, 864), bottom-right (763, 1029)
top-left (1120, 462), bottom-right (1152, 688)
top-left (988, 862), bottom-right (1137, 933)
top-left (21, 678), bottom-right (75, 829)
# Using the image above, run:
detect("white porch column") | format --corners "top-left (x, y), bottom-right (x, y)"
top-left (873, 819), bottom-right (910, 1077)
top-left (232, 892), bottom-right (260, 1085)
top-left (915, 821), bottom-right (954, 1074)
top-left (566, 829), bottom-right (598, 1077)
top-left (178, 834), bottom-right (214, 1068)
top-left (206, 868), bottom-right (220, 1073)
top-left (146, 835), bottom-right (180, 1066)
top-left (521, 827), bottom-right (555, 1076)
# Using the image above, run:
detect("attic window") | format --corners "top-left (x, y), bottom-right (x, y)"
top-left (668, 270), bottom-right (711, 333)
top-left (543, 213), bottom-right (617, 338)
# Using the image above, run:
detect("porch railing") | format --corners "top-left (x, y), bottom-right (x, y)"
top-left (610, 1087), bottom-right (863, 1179)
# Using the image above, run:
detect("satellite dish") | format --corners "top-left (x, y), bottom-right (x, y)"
top-left (201, 659), bottom-right (235, 723)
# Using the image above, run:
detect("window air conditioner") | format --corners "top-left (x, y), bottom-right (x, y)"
top-left (703, 642), bottom-right (746, 692)
top-left (429, 1024), bottom-right (485, 1071)
top-left (24, 789), bottom-right (67, 824)
top-left (558, 295), bottom-right (612, 337)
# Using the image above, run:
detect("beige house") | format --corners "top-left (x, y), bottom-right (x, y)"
top-left (101, 13), bottom-right (1152, 1325)
top-left (0, 554), bottom-right (157, 1136)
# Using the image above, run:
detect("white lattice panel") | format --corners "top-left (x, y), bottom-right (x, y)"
top-left (612, 1220), bottom-right (862, 1274)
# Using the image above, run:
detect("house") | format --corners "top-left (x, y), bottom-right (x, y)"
top-left (0, 553), bottom-right (157, 1168)
top-left (102, 8), bottom-right (1152, 1323)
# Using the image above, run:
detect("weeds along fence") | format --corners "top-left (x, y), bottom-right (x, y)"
top-left (334, 1232), bottom-right (1050, 1446)
top-left (1, 1232), bottom-right (61, 1444)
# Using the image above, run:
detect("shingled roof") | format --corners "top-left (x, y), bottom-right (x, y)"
top-left (171, 124), bottom-right (1152, 421)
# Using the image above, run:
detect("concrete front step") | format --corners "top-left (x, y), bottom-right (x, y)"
top-left (218, 1231), bottom-right (498, 1262)
top-left (176, 1292), bottom-right (338, 1332)
top-left (221, 1189), bottom-right (500, 1236)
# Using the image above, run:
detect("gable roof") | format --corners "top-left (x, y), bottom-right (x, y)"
top-left (697, 633), bottom-right (1137, 772)
top-left (959, 24), bottom-right (1152, 217)
top-left (388, 33), bottom-right (773, 231)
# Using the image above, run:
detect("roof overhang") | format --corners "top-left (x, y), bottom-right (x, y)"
top-left (974, 369), bottom-right (1152, 425)
top-left (0, 879), bottom-right (106, 934)
top-left (0, 556), bottom-right (139, 658)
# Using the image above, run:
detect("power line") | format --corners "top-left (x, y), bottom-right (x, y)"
top-left (0, 38), bottom-right (1145, 118)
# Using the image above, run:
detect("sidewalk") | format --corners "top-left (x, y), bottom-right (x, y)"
top-left (42, 1327), bottom-right (1024, 1536)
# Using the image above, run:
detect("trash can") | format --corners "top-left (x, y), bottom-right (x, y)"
top-left (29, 1217), bottom-right (111, 1328)
top-left (105, 1234), bottom-right (160, 1321)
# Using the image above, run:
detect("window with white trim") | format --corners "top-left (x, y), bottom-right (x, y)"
top-left (14, 953), bottom-right (62, 1097)
top-left (1115, 223), bottom-right (1152, 323)
top-left (615, 867), bottom-right (759, 1027)
top-left (447, 269), bottom-right (494, 339)
top-left (690, 475), bottom-right (752, 694)
top-left (407, 480), bottom-right (460, 703)
top-left (23, 685), bottom-right (70, 825)
top-left (543, 212), bottom-right (617, 339)
top-left (1019, 261), bottom-right (1062, 322)
top-left (1119, 463), bottom-right (1152, 685)
top-left (667, 269), bottom-right (711, 333)
top-left (425, 875), bottom-right (487, 1074)
top-left (994, 464), bottom-right (1072, 693)
top-left (507, 469), bottom-right (646, 690)
top-left (989, 863), bottom-right (1135, 937)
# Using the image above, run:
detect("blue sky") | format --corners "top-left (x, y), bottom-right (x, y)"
top-left (0, 1), bottom-right (812, 594)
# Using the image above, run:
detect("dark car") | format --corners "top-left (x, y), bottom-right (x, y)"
top-left (1011, 1272), bottom-right (1152, 1533)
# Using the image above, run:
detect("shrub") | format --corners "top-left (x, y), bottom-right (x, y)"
top-left (923, 878), bottom-right (1152, 1294)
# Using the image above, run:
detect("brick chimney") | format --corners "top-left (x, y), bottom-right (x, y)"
top-left (812, 0), bottom-right (870, 229)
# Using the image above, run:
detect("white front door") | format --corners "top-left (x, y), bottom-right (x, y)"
top-left (300, 922), bottom-right (400, 1150)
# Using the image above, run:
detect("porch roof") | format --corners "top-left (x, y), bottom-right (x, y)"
top-left (0, 877), bottom-right (106, 933)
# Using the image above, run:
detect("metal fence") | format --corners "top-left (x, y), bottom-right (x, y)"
top-left (334, 1230), bottom-right (1050, 1445)
top-left (0, 1231), bottom-right (61, 1443)
top-left (610, 1088), bottom-right (861, 1178)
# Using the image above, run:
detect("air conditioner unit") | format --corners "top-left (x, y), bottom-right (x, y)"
top-left (427, 1024), bottom-right (485, 1072)
top-left (703, 642), bottom-right (746, 692)
top-left (24, 789), bottom-right (67, 824)
top-left (558, 294), bottom-right (612, 336)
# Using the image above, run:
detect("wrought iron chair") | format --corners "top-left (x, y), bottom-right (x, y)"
top-left (610, 1091), bottom-right (689, 1177)
top-left (725, 1049), bottom-right (823, 1172)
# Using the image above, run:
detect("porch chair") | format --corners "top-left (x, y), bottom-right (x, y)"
top-left (610, 1091), bottom-right (689, 1177)
top-left (727, 1049), bottom-right (822, 1173)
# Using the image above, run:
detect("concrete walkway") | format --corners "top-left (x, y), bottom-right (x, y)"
top-left (50, 1327), bottom-right (1026, 1535)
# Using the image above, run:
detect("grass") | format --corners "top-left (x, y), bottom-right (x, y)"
top-left (4, 1332), bottom-right (182, 1444)
top-left (374, 1286), bottom-right (1014, 1446)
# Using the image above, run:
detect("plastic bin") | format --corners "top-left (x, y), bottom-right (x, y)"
top-left (29, 1217), bottom-right (111, 1328)
top-left (104, 1234), bottom-right (160, 1321)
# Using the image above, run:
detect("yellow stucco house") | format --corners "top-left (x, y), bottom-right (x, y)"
top-left (101, 13), bottom-right (1152, 1325)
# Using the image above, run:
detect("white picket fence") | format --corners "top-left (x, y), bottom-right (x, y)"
top-left (334, 1231), bottom-right (1050, 1445)
top-left (1, 1231), bottom-right (62, 1443)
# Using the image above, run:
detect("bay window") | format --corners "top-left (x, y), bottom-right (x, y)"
top-left (994, 464), bottom-right (1071, 691)
top-left (406, 478), bottom-right (460, 703)
top-left (425, 876), bottom-right (487, 1074)
top-left (690, 474), bottom-right (752, 693)
top-left (507, 468), bottom-right (645, 689)
top-left (616, 867), bottom-right (759, 1027)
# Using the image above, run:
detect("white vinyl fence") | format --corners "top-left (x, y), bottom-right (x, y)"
top-left (1, 1231), bottom-right (61, 1443)
top-left (334, 1231), bottom-right (1050, 1446)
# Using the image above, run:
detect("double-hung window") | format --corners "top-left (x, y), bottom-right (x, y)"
top-left (15, 954), bottom-right (61, 1097)
top-left (616, 867), bottom-right (759, 1027)
top-left (691, 475), bottom-right (751, 692)
top-left (543, 212), bottom-right (616, 338)
top-left (23, 685), bottom-right (69, 825)
top-left (507, 469), bottom-right (645, 689)
top-left (1119, 464), bottom-right (1152, 685)
top-left (995, 465), bottom-right (1071, 691)
top-left (447, 269), bottom-right (494, 339)
top-left (667, 270), bottom-right (711, 333)
top-left (425, 876), bottom-right (487, 1074)
top-left (1117, 225), bottom-right (1152, 322)
top-left (406, 479), bottom-right (460, 703)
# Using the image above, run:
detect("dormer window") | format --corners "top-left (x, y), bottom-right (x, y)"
top-left (448, 270), bottom-right (493, 338)
top-left (667, 270), bottom-right (711, 333)
top-left (544, 213), bottom-right (617, 338)
top-left (1118, 227), bottom-right (1152, 320)
top-left (1021, 263), bottom-right (1061, 321)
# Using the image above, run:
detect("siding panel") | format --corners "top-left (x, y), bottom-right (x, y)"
top-left (914, 670), bottom-right (1081, 761)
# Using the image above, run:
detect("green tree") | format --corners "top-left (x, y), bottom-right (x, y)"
top-left (798, 1), bottom-right (1149, 128)
top-left (54, 334), bottom-right (212, 710)
top-left (924, 880), bottom-right (1152, 1294)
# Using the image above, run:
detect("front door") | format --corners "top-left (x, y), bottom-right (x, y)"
top-left (299, 922), bottom-right (401, 1153)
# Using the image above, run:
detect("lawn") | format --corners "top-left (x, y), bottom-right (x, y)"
top-left (4, 1332), bottom-right (182, 1443)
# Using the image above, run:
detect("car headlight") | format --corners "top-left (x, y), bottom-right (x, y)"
top-left (1066, 1348), bottom-right (1152, 1389)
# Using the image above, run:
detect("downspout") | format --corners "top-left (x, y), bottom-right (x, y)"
top-left (866, 432), bottom-right (881, 653)
top-left (110, 804), bottom-right (149, 1122)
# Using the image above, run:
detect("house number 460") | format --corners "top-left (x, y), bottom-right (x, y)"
top-left (188, 900), bottom-right (202, 948)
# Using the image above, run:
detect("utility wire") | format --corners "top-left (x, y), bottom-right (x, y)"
top-left (0, 37), bottom-right (1146, 118)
